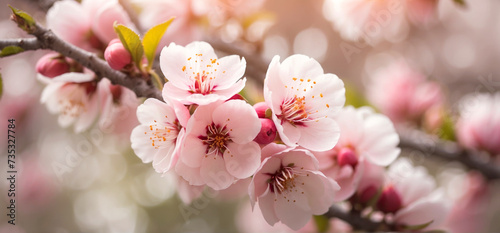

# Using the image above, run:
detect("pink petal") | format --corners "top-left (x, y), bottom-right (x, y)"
top-left (298, 117), bottom-right (340, 151)
top-left (299, 171), bottom-right (339, 215)
top-left (175, 159), bottom-right (205, 186)
top-left (200, 154), bottom-right (235, 190)
top-left (162, 82), bottom-right (193, 105)
top-left (92, 1), bottom-right (134, 44)
top-left (358, 113), bottom-right (400, 166)
top-left (224, 142), bottom-right (261, 179)
top-left (180, 135), bottom-right (206, 168)
top-left (278, 120), bottom-right (301, 146)
top-left (333, 162), bottom-right (364, 202)
top-left (274, 191), bottom-right (312, 230)
top-left (177, 177), bottom-right (204, 204)
top-left (280, 150), bottom-right (318, 171)
top-left (261, 143), bottom-right (290, 161)
top-left (258, 190), bottom-right (280, 226)
top-left (160, 43), bottom-right (196, 89)
top-left (136, 98), bottom-right (177, 125)
top-left (212, 100), bottom-right (261, 144)
top-left (212, 55), bottom-right (246, 89)
top-left (46, 1), bottom-right (91, 50)
top-left (394, 192), bottom-right (448, 230)
top-left (251, 156), bottom-right (282, 198)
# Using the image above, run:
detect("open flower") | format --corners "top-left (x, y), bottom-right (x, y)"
top-left (176, 99), bottom-right (261, 190)
top-left (160, 41), bottom-right (246, 105)
top-left (47, 0), bottom-right (135, 51)
top-left (40, 72), bottom-right (100, 133)
top-left (130, 97), bottom-right (190, 174)
top-left (97, 78), bottom-right (139, 138)
top-left (249, 143), bottom-right (340, 230)
top-left (314, 106), bottom-right (400, 201)
top-left (264, 54), bottom-right (345, 151)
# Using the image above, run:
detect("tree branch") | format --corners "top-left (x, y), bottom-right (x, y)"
top-left (323, 205), bottom-right (382, 232)
top-left (398, 129), bottom-right (500, 180)
top-left (0, 23), bottom-right (162, 100)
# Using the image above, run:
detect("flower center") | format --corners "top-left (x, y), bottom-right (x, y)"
top-left (147, 119), bottom-right (181, 149)
top-left (190, 73), bottom-right (214, 95)
top-left (279, 95), bottom-right (311, 126)
top-left (199, 122), bottom-right (231, 156)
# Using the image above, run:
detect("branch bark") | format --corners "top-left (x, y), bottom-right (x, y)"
top-left (398, 129), bottom-right (500, 180)
top-left (0, 23), bottom-right (162, 100)
top-left (323, 205), bottom-right (382, 232)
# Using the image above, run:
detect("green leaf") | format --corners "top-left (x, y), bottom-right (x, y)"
top-left (453, 0), bottom-right (466, 7)
top-left (313, 215), bottom-right (330, 233)
top-left (142, 18), bottom-right (174, 70)
top-left (437, 113), bottom-right (456, 141)
top-left (8, 5), bottom-right (36, 32)
top-left (402, 220), bottom-right (434, 231)
top-left (0, 73), bottom-right (3, 101)
top-left (114, 23), bottom-right (144, 69)
top-left (0, 46), bottom-right (24, 57)
top-left (345, 82), bottom-right (373, 108)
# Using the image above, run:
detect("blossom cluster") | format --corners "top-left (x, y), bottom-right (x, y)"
top-left (127, 41), bottom-right (451, 231)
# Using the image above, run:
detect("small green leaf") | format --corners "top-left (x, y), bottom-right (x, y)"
top-left (0, 46), bottom-right (24, 57)
top-left (0, 73), bottom-right (3, 100)
top-left (313, 215), bottom-right (330, 233)
top-left (345, 82), bottom-right (373, 108)
top-left (8, 5), bottom-right (36, 32)
top-left (114, 23), bottom-right (144, 69)
top-left (142, 18), bottom-right (174, 70)
top-left (402, 220), bottom-right (434, 231)
top-left (453, 0), bottom-right (466, 7)
top-left (437, 113), bottom-right (456, 141)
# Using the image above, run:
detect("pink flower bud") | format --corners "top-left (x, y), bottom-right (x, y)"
top-left (108, 38), bottom-right (122, 46)
top-left (254, 118), bottom-right (277, 144)
top-left (228, 94), bottom-right (244, 101)
top-left (253, 102), bottom-right (269, 118)
top-left (358, 185), bottom-right (378, 204)
top-left (337, 147), bottom-right (358, 167)
top-left (377, 185), bottom-right (402, 213)
top-left (109, 84), bottom-right (122, 102)
top-left (104, 42), bottom-right (132, 70)
top-left (36, 53), bottom-right (70, 78)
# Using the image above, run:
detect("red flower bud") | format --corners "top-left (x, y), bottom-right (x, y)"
top-left (104, 41), bottom-right (131, 70)
top-left (228, 94), bottom-right (244, 101)
top-left (254, 118), bottom-right (277, 144)
top-left (337, 147), bottom-right (358, 168)
top-left (358, 185), bottom-right (378, 204)
top-left (377, 185), bottom-right (402, 213)
top-left (253, 102), bottom-right (270, 118)
top-left (36, 53), bottom-right (70, 78)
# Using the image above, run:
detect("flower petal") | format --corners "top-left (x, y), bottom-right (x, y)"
top-left (224, 142), bottom-right (261, 179)
top-left (212, 100), bottom-right (261, 144)
top-left (200, 155), bottom-right (235, 190)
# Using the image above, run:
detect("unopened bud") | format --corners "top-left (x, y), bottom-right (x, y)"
top-left (228, 94), bottom-right (244, 101)
top-left (36, 53), bottom-right (70, 78)
top-left (109, 84), bottom-right (122, 103)
top-left (104, 41), bottom-right (131, 70)
top-left (358, 185), bottom-right (378, 204)
top-left (253, 102), bottom-right (270, 118)
top-left (337, 147), bottom-right (358, 168)
top-left (254, 118), bottom-right (277, 144)
top-left (377, 185), bottom-right (402, 213)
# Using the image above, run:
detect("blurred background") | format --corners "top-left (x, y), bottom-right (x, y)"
top-left (0, 0), bottom-right (499, 232)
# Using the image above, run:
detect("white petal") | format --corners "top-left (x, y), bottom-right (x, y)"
top-left (200, 155), bottom-right (235, 190)
top-left (224, 142), bottom-right (261, 179)
top-left (297, 117), bottom-right (340, 151)
top-left (212, 100), bottom-right (261, 144)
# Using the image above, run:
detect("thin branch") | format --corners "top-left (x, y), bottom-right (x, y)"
top-left (398, 129), bottom-right (500, 180)
top-left (323, 205), bottom-right (382, 232)
top-left (0, 23), bottom-right (162, 100)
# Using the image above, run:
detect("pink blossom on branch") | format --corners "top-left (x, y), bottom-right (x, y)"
top-left (160, 41), bottom-right (247, 105)
top-left (249, 143), bottom-right (340, 230)
top-left (46, 0), bottom-right (135, 52)
top-left (130, 97), bottom-right (190, 174)
top-left (264, 54), bottom-right (345, 152)
top-left (314, 106), bottom-right (400, 201)
top-left (367, 60), bottom-right (443, 125)
top-left (456, 92), bottom-right (500, 156)
top-left (40, 72), bottom-right (100, 133)
top-left (176, 100), bottom-right (261, 190)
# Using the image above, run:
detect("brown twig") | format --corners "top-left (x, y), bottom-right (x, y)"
top-left (323, 205), bottom-right (382, 232)
top-left (0, 23), bottom-right (162, 100)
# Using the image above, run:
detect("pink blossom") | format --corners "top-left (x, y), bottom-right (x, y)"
top-left (130, 97), bottom-right (190, 174)
top-left (40, 72), bottom-right (100, 133)
top-left (249, 143), bottom-right (340, 230)
top-left (254, 118), bottom-right (277, 144)
top-left (36, 53), bottom-right (70, 78)
top-left (97, 78), bottom-right (139, 138)
top-left (46, 0), bottom-right (135, 51)
top-left (160, 41), bottom-right (247, 105)
top-left (367, 60), bottom-right (443, 125)
top-left (264, 55), bottom-right (345, 151)
top-left (314, 106), bottom-right (400, 201)
top-left (385, 158), bottom-right (449, 231)
top-left (456, 92), bottom-right (500, 155)
top-left (176, 100), bottom-right (261, 190)
top-left (323, 0), bottom-right (438, 44)
top-left (443, 172), bottom-right (491, 233)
